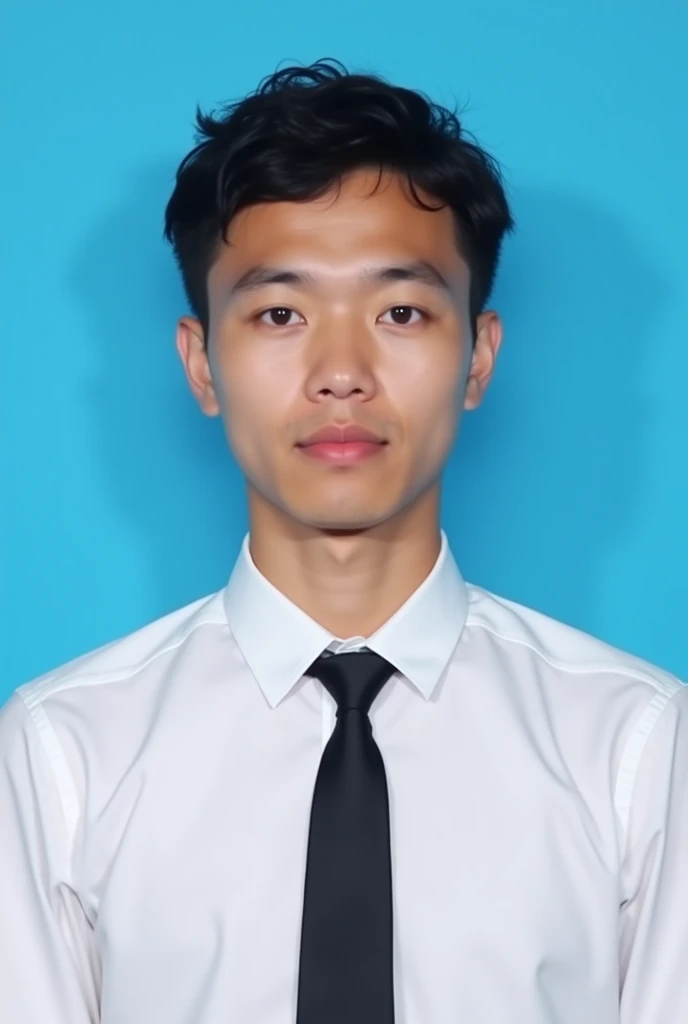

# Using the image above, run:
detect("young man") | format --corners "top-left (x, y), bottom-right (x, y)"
top-left (1, 59), bottom-right (686, 1024)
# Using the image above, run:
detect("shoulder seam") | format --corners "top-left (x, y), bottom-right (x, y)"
top-left (21, 616), bottom-right (227, 707)
top-left (19, 696), bottom-right (80, 879)
top-left (612, 687), bottom-right (681, 857)
top-left (465, 617), bottom-right (682, 697)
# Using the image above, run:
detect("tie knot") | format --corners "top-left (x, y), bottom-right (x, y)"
top-left (307, 650), bottom-right (397, 715)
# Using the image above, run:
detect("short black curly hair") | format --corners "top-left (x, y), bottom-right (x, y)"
top-left (163, 58), bottom-right (515, 343)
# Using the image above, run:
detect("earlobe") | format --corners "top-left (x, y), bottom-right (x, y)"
top-left (463, 374), bottom-right (484, 411)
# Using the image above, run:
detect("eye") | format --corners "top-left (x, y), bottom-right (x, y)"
top-left (255, 304), bottom-right (428, 328)
top-left (256, 307), bottom-right (304, 327)
top-left (379, 305), bottom-right (427, 326)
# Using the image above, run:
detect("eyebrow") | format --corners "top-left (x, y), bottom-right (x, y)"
top-left (226, 260), bottom-right (453, 300)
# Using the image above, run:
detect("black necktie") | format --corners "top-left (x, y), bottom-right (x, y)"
top-left (295, 650), bottom-right (398, 1024)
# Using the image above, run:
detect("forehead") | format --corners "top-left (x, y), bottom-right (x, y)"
top-left (209, 168), bottom-right (468, 288)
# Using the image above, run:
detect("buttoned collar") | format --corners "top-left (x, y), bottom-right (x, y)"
top-left (222, 530), bottom-right (470, 708)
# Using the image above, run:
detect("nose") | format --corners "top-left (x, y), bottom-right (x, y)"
top-left (304, 318), bottom-right (378, 403)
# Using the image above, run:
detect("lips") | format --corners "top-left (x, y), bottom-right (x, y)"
top-left (297, 424), bottom-right (386, 447)
top-left (295, 424), bottom-right (388, 465)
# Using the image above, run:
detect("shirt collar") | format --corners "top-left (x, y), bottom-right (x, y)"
top-left (222, 529), bottom-right (469, 708)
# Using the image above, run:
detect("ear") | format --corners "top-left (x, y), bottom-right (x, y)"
top-left (463, 310), bottom-right (503, 411)
top-left (175, 316), bottom-right (221, 417)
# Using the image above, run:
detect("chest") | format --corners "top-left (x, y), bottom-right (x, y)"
top-left (88, 695), bottom-right (619, 1021)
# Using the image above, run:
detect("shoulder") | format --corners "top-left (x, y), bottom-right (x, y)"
top-left (11, 588), bottom-right (227, 714)
top-left (462, 583), bottom-right (687, 849)
top-left (463, 581), bottom-right (685, 700)
top-left (0, 588), bottom-right (230, 851)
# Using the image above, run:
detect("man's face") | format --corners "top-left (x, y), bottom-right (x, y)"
top-left (177, 167), bottom-right (502, 533)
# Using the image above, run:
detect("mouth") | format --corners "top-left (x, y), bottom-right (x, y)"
top-left (295, 439), bottom-right (388, 465)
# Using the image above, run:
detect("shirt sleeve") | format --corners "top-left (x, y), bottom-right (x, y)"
top-left (0, 691), bottom-right (99, 1022)
top-left (619, 683), bottom-right (688, 1022)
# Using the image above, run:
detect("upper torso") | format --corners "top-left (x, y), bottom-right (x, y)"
top-left (4, 559), bottom-right (686, 1023)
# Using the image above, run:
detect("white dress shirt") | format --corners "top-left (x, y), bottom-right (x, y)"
top-left (1, 530), bottom-right (687, 1023)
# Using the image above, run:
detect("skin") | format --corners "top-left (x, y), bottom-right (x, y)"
top-left (176, 167), bottom-right (503, 638)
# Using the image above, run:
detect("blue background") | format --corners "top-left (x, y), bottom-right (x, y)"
top-left (2, 0), bottom-right (687, 700)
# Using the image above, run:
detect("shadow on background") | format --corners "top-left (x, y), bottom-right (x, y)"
top-left (446, 183), bottom-right (667, 652)
top-left (68, 167), bottom-right (670, 669)
top-left (68, 161), bottom-right (248, 622)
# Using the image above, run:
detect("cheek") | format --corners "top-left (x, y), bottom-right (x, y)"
top-left (218, 361), bottom-right (290, 464)
top-left (393, 355), bottom-right (464, 432)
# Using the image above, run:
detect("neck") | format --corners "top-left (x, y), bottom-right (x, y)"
top-left (246, 490), bottom-right (442, 639)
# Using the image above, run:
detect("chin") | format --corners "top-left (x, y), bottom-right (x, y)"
top-left (295, 507), bottom-right (396, 532)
